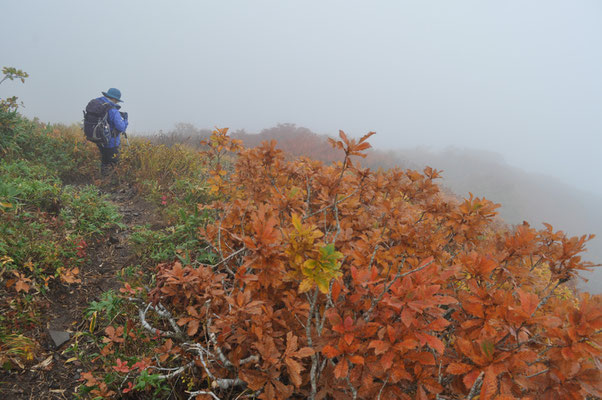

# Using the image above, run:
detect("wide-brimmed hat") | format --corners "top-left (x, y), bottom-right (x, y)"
top-left (102, 88), bottom-right (123, 102)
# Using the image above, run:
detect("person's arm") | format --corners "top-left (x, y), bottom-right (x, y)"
top-left (108, 108), bottom-right (128, 132)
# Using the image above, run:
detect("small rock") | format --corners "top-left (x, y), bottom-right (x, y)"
top-left (49, 330), bottom-right (70, 348)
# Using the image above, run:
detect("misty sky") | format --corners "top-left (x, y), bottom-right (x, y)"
top-left (2, 0), bottom-right (601, 196)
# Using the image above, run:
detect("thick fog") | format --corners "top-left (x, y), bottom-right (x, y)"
top-left (2, 1), bottom-right (601, 288)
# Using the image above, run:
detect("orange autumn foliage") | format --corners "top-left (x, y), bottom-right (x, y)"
top-left (150, 128), bottom-right (601, 400)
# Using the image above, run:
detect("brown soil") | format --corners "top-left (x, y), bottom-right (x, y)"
top-left (0, 184), bottom-right (163, 399)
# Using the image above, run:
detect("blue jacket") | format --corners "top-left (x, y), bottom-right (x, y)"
top-left (98, 96), bottom-right (128, 148)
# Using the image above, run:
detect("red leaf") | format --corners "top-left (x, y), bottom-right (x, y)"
top-left (112, 358), bottom-right (131, 373)
top-left (332, 280), bottom-right (342, 302)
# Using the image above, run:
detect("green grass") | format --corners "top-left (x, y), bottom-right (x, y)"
top-left (0, 109), bottom-right (121, 368)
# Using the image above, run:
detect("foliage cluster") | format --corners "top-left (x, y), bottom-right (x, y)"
top-left (136, 129), bottom-right (599, 399)
top-left (116, 139), bottom-right (207, 202)
top-left (0, 66), bottom-right (29, 112)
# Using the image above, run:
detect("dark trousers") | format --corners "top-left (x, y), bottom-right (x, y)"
top-left (96, 144), bottom-right (120, 175)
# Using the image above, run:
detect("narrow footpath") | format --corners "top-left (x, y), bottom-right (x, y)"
top-left (1, 185), bottom-right (162, 399)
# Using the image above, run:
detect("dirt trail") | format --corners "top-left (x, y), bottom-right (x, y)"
top-left (0, 185), bottom-right (162, 399)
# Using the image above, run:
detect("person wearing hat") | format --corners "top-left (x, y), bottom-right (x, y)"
top-left (96, 88), bottom-right (129, 175)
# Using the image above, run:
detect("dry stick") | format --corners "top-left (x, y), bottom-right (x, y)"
top-left (215, 203), bottom-right (234, 261)
top-left (364, 257), bottom-right (435, 322)
top-left (368, 244), bottom-right (380, 270)
top-left (211, 247), bottom-right (246, 275)
top-left (331, 200), bottom-right (341, 245)
top-left (466, 371), bottom-right (485, 400)
top-left (317, 280), bottom-right (336, 335)
top-left (533, 279), bottom-right (563, 314)
top-left (303, 190), bottom-right (358, 221)
top-left (187, 343), bottom-right (246, 389)
top-left (186, 390), bottom-right (221, 400)
top-left (307, 288), bottom-right (319, 400)
top-left (138, 303), bottom-right (178, 338)
top-left (345, 373), bottom-right (358, 400)
top-left (154, 302), bottom-right (184, 337)
top-left (377, 375), bottom-right (389, 400)
top-left (306, 176), bottom-right (312, 211)
top-left (525, 368), bottom-right (549, 379)
top-left (155, 361), bottom-right (195, 380)
top-left (206, 317), bottom-right (234, 368)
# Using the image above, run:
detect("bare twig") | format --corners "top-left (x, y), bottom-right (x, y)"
top-left (377, 375), bottom-right (389, 400)
top-left (206, 318), bottom-right (234, 368)
top-left (466, 371), bottom-right (484, 400)
top-left (363, 257), bottom-right (438, 322)
top-left (138, 303), bottom-right (178, 338)
top-left (303, 189), bottom-right (358, 220)
top-left (155, 361), bottom-right (194, 380)
top-left (345, 373), bottom-right (358, 400)
top-left (212, 247), bottom-right (246, 268)
top-left (187, 390), bottom-right (221, 400)
top-left (307, 288), bottom-right (319, 400)
top-left (331, 201), bottom-right (341, 244)
top-left (154, 302), bottom-right (184, 337)
top-left (185, 343), bottom-right (246, 389)
top-left (368, 244), bottom-right (380, 270)
top-left (525, 368), bottom-right (549, 379)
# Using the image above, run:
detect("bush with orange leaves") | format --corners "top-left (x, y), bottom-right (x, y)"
top-left (144, 128), bottom-right (600, 400)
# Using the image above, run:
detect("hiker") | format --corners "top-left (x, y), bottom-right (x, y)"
top-left (83, 88), bottom-right (129, 176)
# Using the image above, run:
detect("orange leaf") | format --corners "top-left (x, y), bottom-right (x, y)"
top-left (517, 288), bottom-right (539, 316)
top-left (447, 362), bottom-right (473, 375)
top-left (332, 279), bottom-right (342, 302)
top-left (321, 345), bottom-right (340, 358)
top-left (422, 333), bottom-right (446, 355)
top-left (463, 369), bottom-right (482, 390)
top-left (480, 366), bottom-right (498, 400)
top-left (406, 351), bottom-right (435, 365)
top-left (293, 347), bottom-right (315, 358)
top-left (334, 359), bottom-right (349, 379)
top-left (416, 385), bottom-right (429, 400)
top-left (285, 357), bottom-right (303, 387)
top-left (463, 301), bottom-right (485, 318)
top-left (348, 355), bottom-right (364, 365)
top-left (368, 340), bottom-right (389, 355)
top-left (187, 319), bottom-right (200, 336)
top-left (15, 278), bottom-right (30, 293)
